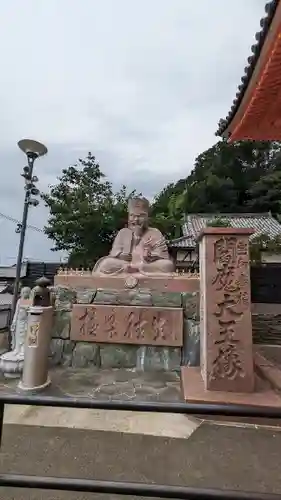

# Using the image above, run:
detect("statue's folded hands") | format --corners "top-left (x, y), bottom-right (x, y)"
top-left (117, 253), bottom-right (132, 262)
top-left (143, 252), bottom-right (160, 263)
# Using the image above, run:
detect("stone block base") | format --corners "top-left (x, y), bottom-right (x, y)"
top-left (50, 286), bottom-right (200, 371)
top-left (181, 366), bottom-right (281, 407)
top-left (55, 273), bottom-right (199, 293)
top-left (0, 354), bottom-right (24, 379)
top-left (49, 340), bottom-right (181, 371)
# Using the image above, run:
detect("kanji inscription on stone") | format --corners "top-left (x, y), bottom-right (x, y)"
top-left (71, 304), bottom-right (183, 346)
top-left (27, 322), bottom-right (40, 347)
top-left (211, 293), bottom-right (245, 381)
top-left (198, 229), bottom-right (254, 393)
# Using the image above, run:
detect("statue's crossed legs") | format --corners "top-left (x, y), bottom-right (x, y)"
top-left (96, 256), bottom-right (174, 275)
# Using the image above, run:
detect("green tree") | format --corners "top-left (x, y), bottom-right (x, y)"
top-left (154, 140), bottom-right (281, 217)
top-left (249, 233), bottom-right (281, 263)
top-left (206, 218), bottom-right (231, 228)
top-left (151, 183), bottom-right (186, 239)
top-left (151, 179), bottom-right (187, 216)
top-left (246, 170), bottom-right (281, 214)
top-left (183, 140), bottom-right (281, 213)
top-left (42, 152), bottom-right (138, 267)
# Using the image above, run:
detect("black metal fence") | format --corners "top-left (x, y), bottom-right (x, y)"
top-left (0, 394), bottom-right (281, 498)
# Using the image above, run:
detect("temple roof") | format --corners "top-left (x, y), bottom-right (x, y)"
top-left (216, 0), bottom-right (280, 139)
top-left (0, 263), bottom-right (27, 279)
top-left (169, 213), bottom-right (281, 248)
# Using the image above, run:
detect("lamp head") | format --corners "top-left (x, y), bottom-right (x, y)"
top-left (18, 139), bottom-right (47, 159)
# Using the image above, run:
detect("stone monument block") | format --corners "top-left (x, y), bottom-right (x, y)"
top-left (199, 228), bottom-right (254, 393)
top-left (71, 304), bottom-right (183, 346)
top-left (55, 273), bottom-right (199, 294)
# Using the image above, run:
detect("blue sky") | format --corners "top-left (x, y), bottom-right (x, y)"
top-left (0, 0), bottom-right (266, 264)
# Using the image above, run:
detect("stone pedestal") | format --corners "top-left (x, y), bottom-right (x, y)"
top-left (0, 351), bottom-right (25, 379)
top-left (199, 228), bottom-right (254, 393)
top-left (54, 272), bottom-right (199, 294)
top-left (18, 306), bottom-right (54, 392)
top-left (48, 286), bottom-right (201, 371)
top-left (181, 228), bottom-right (281, 408)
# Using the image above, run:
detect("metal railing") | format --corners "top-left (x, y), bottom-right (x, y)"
top-left (0, 394), bottom-right (281, 499)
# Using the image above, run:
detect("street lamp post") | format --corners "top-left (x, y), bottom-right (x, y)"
top-left (10, 139), bottom-right (48, 324)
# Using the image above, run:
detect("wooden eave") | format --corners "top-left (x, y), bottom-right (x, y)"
top-left (216, 0), bottom-right (281, 141)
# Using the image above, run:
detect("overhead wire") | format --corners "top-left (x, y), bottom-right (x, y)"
top-left (0, 211), bottom-right (44, 233)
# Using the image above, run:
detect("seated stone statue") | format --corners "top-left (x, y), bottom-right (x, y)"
top-left (93, 197), bottom-right (175, 275)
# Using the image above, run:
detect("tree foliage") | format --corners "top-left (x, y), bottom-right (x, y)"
top-left (206, 218), bottom-right (232, 228)
top-left (43, 140), bottom-right (281, 267)
top-left (250, 234), bottom-right (281, 264)
top-left (42, 153), bottom-right (139, 267)
top-left (153, 140), bottom-right (281, 216)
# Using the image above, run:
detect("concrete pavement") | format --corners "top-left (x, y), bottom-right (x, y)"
top-left (3, 403), bottom-right (200, 438)
top-left (1, 367), bottom-right (201, 439)
top-left (1, 367), bottom-right (281, 499)
top-left (1, 422), bottom-right (281, 499)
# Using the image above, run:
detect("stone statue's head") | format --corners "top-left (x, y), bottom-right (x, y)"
top-left (128, 197), bottom-right (149, 235)
top-left (21, 287), bottom-right (31, 299)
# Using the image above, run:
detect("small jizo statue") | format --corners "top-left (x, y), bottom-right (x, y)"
top-left (10, 287), bottom-right (31, 352)
top-left (0, 286), bottom-right (31, 378)
top-left (93, 197), bottom-right (175, 275)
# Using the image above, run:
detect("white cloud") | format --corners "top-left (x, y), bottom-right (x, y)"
top-left (0, 0), bottom-right (267, 263)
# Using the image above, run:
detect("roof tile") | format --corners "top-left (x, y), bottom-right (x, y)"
top-left (216, 0), bottom-right (279, 137)
top-left (169, 213), bottom-right (281, 248)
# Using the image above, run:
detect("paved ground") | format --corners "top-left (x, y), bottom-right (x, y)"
top-left (0, 367), bottom-right (182, 401)
top-left (1, 423), bottom-right (281, 499)
top-left (0, 368), bottom-right (201, 439)
top-left (2, 367), bottom-right (281, 431)
top-left (0, 367), bottom-right (281, 499)
top-left (257, 344), bottom-right (281, 366)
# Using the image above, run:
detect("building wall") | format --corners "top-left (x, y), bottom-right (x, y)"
top-left (261, 252), bottom-right (281, 264)
top-left (22, 262), bottom-right (61, 288)
top-left (252, 313), bottom-right (281, 345)
top-left (176, 250), bottom-right (197, 262)
top-left (251, 264), bottom-right (281, 303)
top-left (0, 262), bottom-right (61, 332)
top-left (0, 302), bottom-right (11, 331)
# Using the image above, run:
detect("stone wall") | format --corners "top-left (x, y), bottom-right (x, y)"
top-left (50, 286), bottom-right (200, 371)
top-left (52, 287), bottom-right (281, 369)
top-left (252, 313), bottom-right (281, 345)
top-left (181, 293), bottom-right (200, 367)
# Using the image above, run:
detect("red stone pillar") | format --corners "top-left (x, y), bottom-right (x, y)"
top-left (198, 228), bottom-right (255, 393)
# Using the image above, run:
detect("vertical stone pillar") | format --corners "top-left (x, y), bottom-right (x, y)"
top-left (18, 306), bottom-right (54, 393)
top-left (198, 228), bottom-right (254, 393)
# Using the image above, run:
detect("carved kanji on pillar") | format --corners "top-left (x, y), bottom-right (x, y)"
top-left (198, 228), bottom-right (254, 393)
